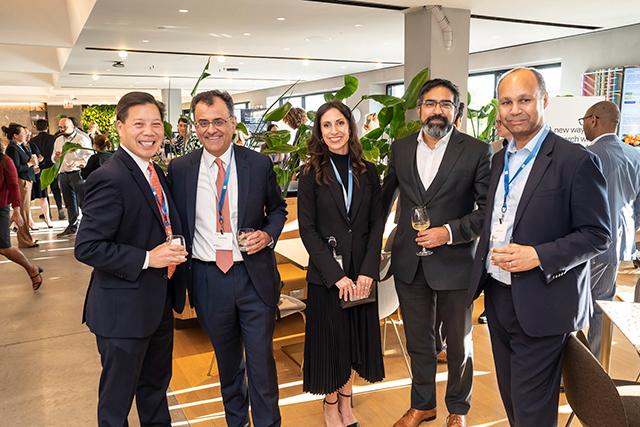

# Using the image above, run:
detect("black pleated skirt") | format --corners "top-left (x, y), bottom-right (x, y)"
top-left (303, 281), bottom-right (385, 395)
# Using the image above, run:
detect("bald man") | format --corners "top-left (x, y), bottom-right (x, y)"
top-left (582, 101), bottom-right (640, 359)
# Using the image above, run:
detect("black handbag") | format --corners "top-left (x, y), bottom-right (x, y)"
top-left (340, 280), bottom-right (377, 309)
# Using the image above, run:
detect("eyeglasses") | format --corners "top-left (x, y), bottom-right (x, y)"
top-left (578, 115), bottom-right (598, 126)
top-left (419, 99), bottom-right (457, 111)
top-left (195, 117), bottom-right (233, 129)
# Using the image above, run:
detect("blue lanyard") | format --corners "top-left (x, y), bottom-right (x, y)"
top-left (205, 144), bottom-right (234, 233)
top-left (330, 155), bottom-right (353, 221)
top-left (501, 126), bottom-right (549, 217)
top-left (147, 180), bottom-right (170, 228)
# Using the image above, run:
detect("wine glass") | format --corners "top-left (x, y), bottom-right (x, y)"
top-left (411, 206), bottom-right (433, 256)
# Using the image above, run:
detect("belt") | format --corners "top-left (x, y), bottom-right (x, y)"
top-left (490, 276), bottom-right (511, 288)
top-left (193, 259), bottom-right (243, 267)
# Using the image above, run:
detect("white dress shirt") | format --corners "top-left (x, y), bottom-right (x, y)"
top-left (486, 125), bottom-right (548, 284)
top-left (52, 131), bottom-right (92, 172)
top-left (192, 144), bottom-right (243, 262)
top-left (416, 127), bottom-right (454, 244)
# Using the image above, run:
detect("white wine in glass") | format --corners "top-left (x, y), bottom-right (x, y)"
top-left (411, 206), bottom-right (433, 256)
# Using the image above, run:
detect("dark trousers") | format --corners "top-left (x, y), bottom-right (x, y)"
top-left (48, 176), bottom-right (64, 216)
top-left (485, 277), bottom-right (566, 427)
top-left (395, 267), bottom-right (473, 415)
top-left (95, 295), bottom-right (174, 427)
top-left (588, 261), bottom-right (618, 359)
top-left (192, 261), bottom-right (281, 427)
top-left (58, 170), bottom-right (84, 229)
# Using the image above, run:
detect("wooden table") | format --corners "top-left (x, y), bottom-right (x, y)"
top-left (275, 237), bottom-right (309, 270)
top-left (598, 300), bottom-right (640, 372)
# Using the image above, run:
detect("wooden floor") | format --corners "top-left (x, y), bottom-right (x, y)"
top-left (169, 263), bottom-right (640, 427)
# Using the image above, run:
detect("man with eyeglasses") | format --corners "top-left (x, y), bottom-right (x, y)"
top-left (52, 117), bottom-right (92, 237)
top-left (382, 78), bottom-right (492, 427)
top-left (168, 90), bottom-right (286, 427)
top-left (581, 101), bottom-right (640, 360)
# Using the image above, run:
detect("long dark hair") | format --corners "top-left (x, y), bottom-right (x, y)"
top-left (304, 100), bottom-right (366, 186)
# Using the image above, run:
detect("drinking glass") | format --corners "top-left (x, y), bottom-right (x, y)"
top-left (411, 206), bottom-right (433, 256)
top-left (237, 228), bottom-right (255, 252)
top-left (167, 235), bottom-right (186, 258)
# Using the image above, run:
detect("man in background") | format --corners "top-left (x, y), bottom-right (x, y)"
top-left (52, 117), bottom-right (92, 237)
top-left (30, 119), bottom-right (65, 221)
top-left (582, 100), bottom-right (640, 359)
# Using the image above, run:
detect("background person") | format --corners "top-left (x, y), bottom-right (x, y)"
top-left (582, 100), bottom-right (640, 359)
top-left (298, 100), bottom-right (385, 427)
top-left (0, 147), bottom-right (43, 290)
top-left (81, 134), bottom-right (112, 180)
top-left (30, 119), bottom-right (65, 221)
top-left (3, 123), bottom-right (38, 248)
top-left (28, 140), bottom-right (52, 228)
top-left (87, 121), bottom-right (101, 141)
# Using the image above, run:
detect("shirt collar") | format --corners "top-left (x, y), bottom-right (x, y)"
top-left (202, 142), bottom-right (233, 168)
top-left (590, 132), bottom-right (617, 144)
top-left (120, 144), bottom-right (153, 173)
top-left (506, 124), bottom-right (548, 155)
top-left (64, 131), bottom-right (77, 141)
top-left (417, 126), bottom-right (454, 150)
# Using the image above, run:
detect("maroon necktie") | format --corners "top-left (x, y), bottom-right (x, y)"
top-left (214, 158), bottom-right (233, 273)
top-left (147, 162), bottom-right (175, 279)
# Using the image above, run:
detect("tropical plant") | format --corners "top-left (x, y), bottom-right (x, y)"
top-left (466, 93), bottom-right (498, 143)
top-left (40, 142), bottom-right (100, 189)
top-left (81, 105), bottom-right (119, 146)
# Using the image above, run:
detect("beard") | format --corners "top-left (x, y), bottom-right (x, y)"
top-left (421, 114), bottom-right (453, 140)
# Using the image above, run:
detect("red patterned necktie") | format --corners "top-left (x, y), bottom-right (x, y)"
top-left (147, 162), bottom-right (175, 279)
top-left (214, 158), bottom-right (233, 273)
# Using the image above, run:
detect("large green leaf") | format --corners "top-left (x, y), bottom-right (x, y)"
top-left (41, 142), bottom-right (98, 189)
top-left (163, 121), bottom-right (173, 140)
top-left (402, 67), bottom-right (431, 110)
top-left (190, 56), bottom-right (212, 97)
top-left (388, 105), bottom-right (406, 139)
top-left (263, 102), bottom-right (292, 123)
top-left (334, 75), bottom-right (359, 101)
top-left (406, 120), bottom-right (422, 134)
top-left (363, 146), bottom-right (380, 162)
top-left (236, 122), bottom-right (249, 136)
top-left (362, 94), bottom-right (404, 107)
top-left (324, 93), bottom-right (335, 102)
top-left (263, 144), bottom-right (299, 154)
top-left (363, 127), bottom-right (384, 140)
top-left (360, 137), bottom-right (373, 151)
top-left (378, 106), bottom-right (393, 128)
top-left (264, 130), bottom-right (291, 146)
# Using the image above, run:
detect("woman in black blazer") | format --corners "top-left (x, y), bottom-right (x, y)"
top-left (81, 134), bottom-right (112, 180)
top-left (298, 100), bottom-right (385, 427)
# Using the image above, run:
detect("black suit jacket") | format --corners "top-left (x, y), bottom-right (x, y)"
top-left (5, 141), bottom-right (35, 182)
top-left (167, 145), bottom-right (287, 307)
top-left (298, 160), bottom-right (384, 287)
top-left (468, 131), bottom-right (611, 337)
top-left (381, 128), bottom-right (492, 289)
top-left (30, 131), bottom-right (56, 169)
top-left (75, 148), bottom-right (186, 338)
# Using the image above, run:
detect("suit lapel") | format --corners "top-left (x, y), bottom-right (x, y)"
top-left (235, 146), bottom-right (251, 227)
top-left (115, 148), bottom-right (163, 227)
top-left (185, 149), bottom-right (203, 241)
top-left (401, 135), bottom-right (425, 205)
top-left (513, 133), bottom-right (555, 230)
top-left (349, 167), bottom-right (364, 222)
top-left (423, 128), bottom-right (465, 205)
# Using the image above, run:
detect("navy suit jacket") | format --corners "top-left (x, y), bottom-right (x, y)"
top-left (468, 131), bottom-right (611, 337)
top-left (75, 148), bottom-right (186, 339)
top-left (167, 145), bottom-right (287, 308)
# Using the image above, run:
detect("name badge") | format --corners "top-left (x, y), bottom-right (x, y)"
top-left (492, 222), bottom-right (508, 243)
top-left (212, 232), bottom-right (234, 251)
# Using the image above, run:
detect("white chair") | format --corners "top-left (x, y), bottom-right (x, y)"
top-left (378, 252), bottom-right (412, 378)
top-left (207, 294), bottom-right (307, 376)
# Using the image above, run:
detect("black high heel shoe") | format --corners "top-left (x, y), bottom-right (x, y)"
top-left (338, 392), bottom-right (359, 427)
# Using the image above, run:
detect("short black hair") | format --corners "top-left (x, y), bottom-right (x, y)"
top-left (35, 119), bottom-right (48, 132)
top-left (417, 78), bottom-right (460, 107)
top-left (178, 116), bottom-right (189, 125)
top-left (191, 90), bottom-right (234, 118)
top-left (116, 91), bottom-right (165, 123)
top-left (68, 117), bottom-right (79, 129)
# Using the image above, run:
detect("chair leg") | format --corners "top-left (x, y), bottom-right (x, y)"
top-left (299, 311), bottom-right (306, 376)
top-left (382, 318), bottom-right (388, 353)
top-left (389, 316), bottom-right (412, 378)
top-left (565, 412), bottom-right (575, 427)
top-left (207, 352), bottom-right (215, 376)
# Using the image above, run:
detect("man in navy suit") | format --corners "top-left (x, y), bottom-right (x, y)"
top-left (167, 90), bottom-right (287, 427)
top-left (75, 92), bottom-right (188, 426)
top-left (468, 68), bottom-right (611, 427)
top-left (582, 100), bottom-right (640, 359)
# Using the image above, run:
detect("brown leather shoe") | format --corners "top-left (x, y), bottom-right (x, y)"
top-left (446, 414), bottom-right (467, 427)
top-left (393, 408), bottom-right (437, 427)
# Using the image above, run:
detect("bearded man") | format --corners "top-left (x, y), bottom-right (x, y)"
top-left (382, 78), bottom-right (492, 427)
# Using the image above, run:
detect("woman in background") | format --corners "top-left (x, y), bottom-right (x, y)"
top-left (87, 121), bottom-right (101, 142)
top-left (0, 145), bottom-right (43, 290)
top-left (298, 100), bottom-right (385, 427)
top-left (81, 134), bottom-right (111, 180)
top-left (28, 139), bottom-right (52, 228)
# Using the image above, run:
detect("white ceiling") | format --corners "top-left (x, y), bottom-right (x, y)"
top-left (2, 0), bottom-right (640, 105)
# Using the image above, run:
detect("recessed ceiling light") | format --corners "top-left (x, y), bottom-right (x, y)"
top-left (302, 59), bottom-right (310, 66)
top-left (277, 17), bottom-right (285, 21)
top-left (244, 33), bottom-right (251, 36)
top-left (217, 55), bottom-right (226, 63)
top-left (179, 9), bottom-right (188, 13)
top-left (142, 39), bottom-right (149, 43)
top-left (341, 66), bottom-right (346, 69)
top-left (118, 50), bottom-right (128, 58)
top-left (220, 33), bottom-right (232, 38)
top-left (92, 74), bottom-right (99, 80)
top-left (355, 24), bottom-right (363, 27)
top-left (383, 42), bottom-right (390, 45)
top-left (493, 35), bottom-right (500, 39)
top-left (164, 77), bottom-right (170, 82)
top-left (70, 95), bottom-right (76, 100)
top-left (116, 96), bottom-right (121, 100)
top-left (375, 62), bottom-right (383, 69)
top-left (284, 48), bottom-right (290, 51)
top-left (209, 33), bottom-right (222, 37)
top-left (106, 69), bottom-right (112, 72)
top-left (239, 62), bottom-right (245, 65)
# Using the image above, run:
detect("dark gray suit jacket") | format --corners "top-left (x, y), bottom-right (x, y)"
top-left (381, 128), bottom-right (492, 289)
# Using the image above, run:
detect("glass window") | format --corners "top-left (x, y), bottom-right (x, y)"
top-left (386, 83), bottom-right (405, 98)
top-left (304, 94), bottom-right (326, 113)
top-left (467, 73), bottom-right (495, 110)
